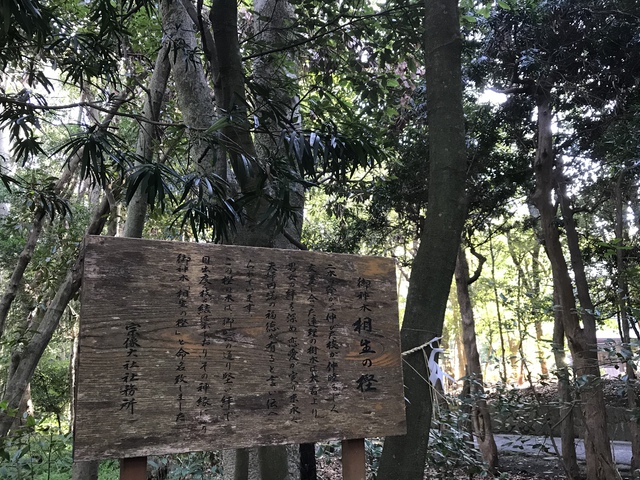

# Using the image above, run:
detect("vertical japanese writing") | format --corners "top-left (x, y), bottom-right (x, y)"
top-left (285, 262), bottom-right (300, 420)
top-left (175, 253), bottom-right (191, 423)
top-left (265, 262), bottom-right (279, 416)
top-left (324, 263), bottom-right (340, 413)
top-left (120, 321), bottom-right (140, 414)
top-left (221, 257), bottom-right (235, 421)
top-left (306, 264), bottom-right (320, 418)
top-left (197, 256), bottom-right (213, 431)
top-left (244, 260), bottom-right (255, 315)
top-left (354, 277), bottom-right (377, 393)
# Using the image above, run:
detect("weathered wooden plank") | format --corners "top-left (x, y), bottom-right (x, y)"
top-left (120, 457), bottom-right (147, 480)
top-left (342, 439), bottom-right (366, 480)
top-left (74, 236), bottom-right (406, 461)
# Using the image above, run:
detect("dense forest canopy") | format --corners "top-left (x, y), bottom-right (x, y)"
top-left (0, 0), bottom-right (639, 478)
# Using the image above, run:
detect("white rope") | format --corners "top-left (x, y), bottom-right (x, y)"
top-left (401, 341), bottom-right (433, 356)
top-left (401, 336), bottom-right (457, 385)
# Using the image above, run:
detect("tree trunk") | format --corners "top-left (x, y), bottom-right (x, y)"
top-left (71, 329), bottom-right (99, 480)
top-left (210, 0), bottom-right (258, 191)
top-left (71, 460), bottom-right (99, 480)
top-left (530, 241), bottom-right (548, 377)
top-left (123, 43), bottom-right (171, 238)
top-left (552, 286), bottom-right (580, 480)
top-left (376, 1), bottom-right (468, 478)
top-left (454, 247), bottom-right (499, 473)
top-left (162, 0), bottom-right (218, 176)
top-left (251, 0), bottom-right (304, 251)
top-left (506, 231), bottom-right (548, 379)
top-left (204, 1), bottom-right (300, 476)
top-left (7, 351), bottom-right (34, 431)
top-left (0, 94), bottom-right (126, 339)
top-left (0, 196), bottom-right (111, 437)
top-left (556, 159), bottom-right (621, 480)
top-left (531, 91), bottom-right (620, 480)
top-left (70, 44), bottom-right (174, 480)
top-left (614, 167), bottom-right (640, 470)
top-left (489, 235), bottom-right (508, 383)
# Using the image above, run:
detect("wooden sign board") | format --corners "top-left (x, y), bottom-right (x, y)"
top-left (74, 236), bottom-right (406, 461)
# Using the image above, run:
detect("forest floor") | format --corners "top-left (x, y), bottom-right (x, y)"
top-left (491, 378), bottom-right (633, 479)
top-left (481, 378), bottom-right (633, 479)
top-left (314, 379), bottom-right (635, 479)
top-left (315, 452), bottom-right (574, 479)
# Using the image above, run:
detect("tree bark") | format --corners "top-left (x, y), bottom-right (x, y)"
top-left (161, 0), bottom-right (218, 176)
top-left (6, 352), bottom-right (34, 431)
top-left (614, 166), bottom-right (640, 470)
top-left (71, 460), bottom-right (99, 480)
top-left (552, 286), bottom-right (580, 480)
top-left (455, 247), bottom-right (499, 473)
top-left (556, 159), bottom-right (621, 480)
top-left (376, 1), bottom-right (468, 478)
top-left (530, 241), bottom-right (548, 377)
top-left (251, 0), bottom-right (304, 251)
top-left (531, 91), bottom-right (620, 480)
top-left (0, 196), bottom-right (111, 437)
top-left (123, 44), bottom-right (171, 238)
top-left (208, 1), bottom-right (300, 476)
top-left (210, 0), bottom-right (259, 190)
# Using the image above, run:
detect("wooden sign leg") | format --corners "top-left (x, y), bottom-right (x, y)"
top-left (342, 438), bottom-right (366, 480)
top-left (120, 456), bottom-right (147, 480)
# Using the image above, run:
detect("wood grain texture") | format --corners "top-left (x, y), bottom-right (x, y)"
top-left (119, 457), bottom-right (147, 480)
top-left (74, 236), bottom-right (406, 461)
top-left (342, 439), bottom-right (366, 480)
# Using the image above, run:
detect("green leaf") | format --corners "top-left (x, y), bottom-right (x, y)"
top-left (498, 1), bottom-right (511, 10)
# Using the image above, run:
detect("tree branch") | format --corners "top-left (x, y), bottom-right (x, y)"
top-left (284, 230), bottom-right (308, 250)
top-left (242, 3), bottom-right (419, 61)
top-left (0, 96), bottom-right (188, 129)
top-left (467, 245), bottom-right (486, 285)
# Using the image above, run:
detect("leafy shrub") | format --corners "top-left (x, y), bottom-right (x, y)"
top-left (0, 403), bottom-right (72, 480)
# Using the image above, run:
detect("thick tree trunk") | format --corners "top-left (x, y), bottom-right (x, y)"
top-left (161, 0), bottom-right (218, 176)
top-left (552, 287), bottom-right (580, 480)
top-left (0, 196), bottom-right (111, 437)
top-left (376, 1), bottom-right (468, 478)
top-left (531, 91), bottom-right (620, 480)
top-left (210, 0), bottom-right (258, 190)
top-left (556, 160), bottom-right (621, 480)
top-left (251, 0), bottom-right (304, 251)
top-left (208, 1), bottom-right (300, 476)
top-left (454, 248), bottom-right (499, 473)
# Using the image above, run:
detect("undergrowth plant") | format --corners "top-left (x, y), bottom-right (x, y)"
top-left (0, 402), bottom-right (72, 480)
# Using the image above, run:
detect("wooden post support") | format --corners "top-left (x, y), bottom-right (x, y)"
top-left (120, 456), bottom-right (147, 480)
top-left (342, 438), bottom-right (366, 480)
